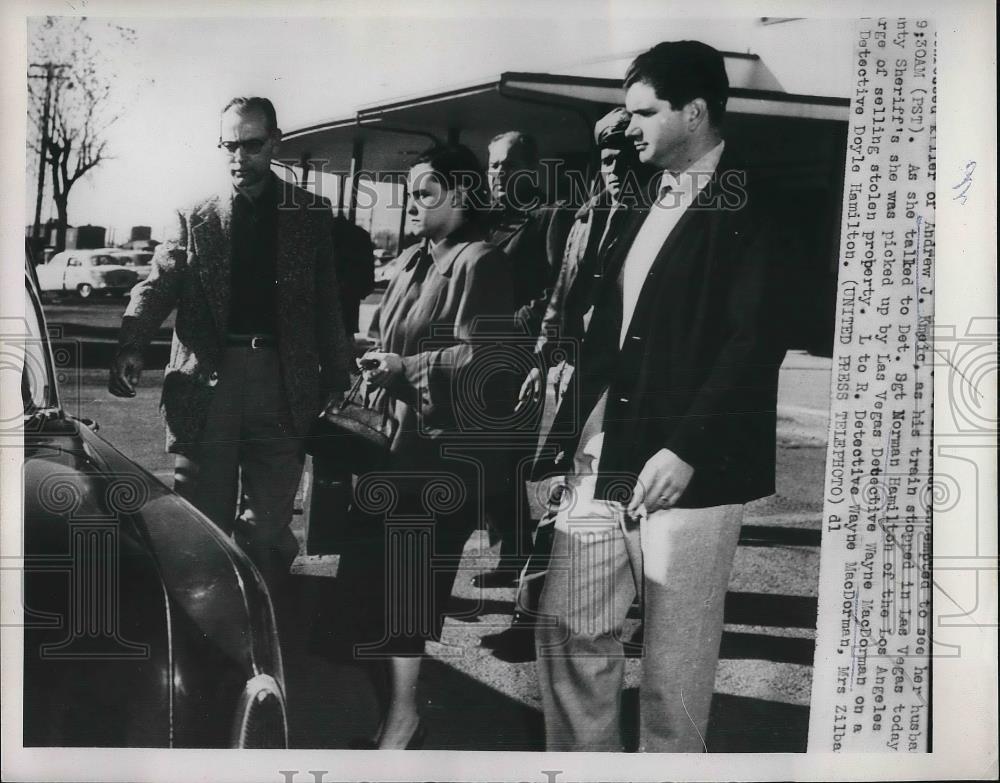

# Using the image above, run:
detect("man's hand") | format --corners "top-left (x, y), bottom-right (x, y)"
top-left (626, 448), bottom-right (695, 517)
top-left (109, 348), bottom-right (143, 398)
top-left (515, 367), bottom-right (542, 411)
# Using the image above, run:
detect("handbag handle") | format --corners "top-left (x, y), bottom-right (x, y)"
top-left (339, 373), bottom-right (367, 410)
top-left (338, 373), bottom-right (395, 435)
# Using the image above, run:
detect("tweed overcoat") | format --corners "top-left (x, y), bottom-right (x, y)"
top-left (119, 174), bottom-right (352, 454)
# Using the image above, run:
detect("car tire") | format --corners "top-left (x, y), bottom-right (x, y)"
top-left (77, 284), bottom-right (93, 299)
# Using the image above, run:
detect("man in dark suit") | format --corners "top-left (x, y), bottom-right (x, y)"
top-left (533, 42), bottom-right (789, 752)
top-left (109, 97), bottom-right (352, 590)
top-left (331, 215), bottom-right (375, 335)
top-left (474, 131), bottom-right (573, 588)
top-left (485, 131), bottom-right (573, 337)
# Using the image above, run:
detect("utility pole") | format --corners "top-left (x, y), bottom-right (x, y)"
top-left (28, 62), bottom-right (69, 242)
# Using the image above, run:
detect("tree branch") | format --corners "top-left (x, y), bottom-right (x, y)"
top-left (28, 17), bottom-right (144, 244)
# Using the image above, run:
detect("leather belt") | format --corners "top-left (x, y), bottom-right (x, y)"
top-left (227, 334), bottom-right (277, 349)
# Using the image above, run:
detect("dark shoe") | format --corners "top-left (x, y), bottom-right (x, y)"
top-left (478, 629), bottom-right (505, 649)
top-left (482, 625), bottom-right (536, 663)
top-left (480, 611), bottom-right (534, 648)
top-left (471, 568), bottom-right (520, 589)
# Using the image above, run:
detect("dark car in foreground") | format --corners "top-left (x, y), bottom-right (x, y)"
top-left (20, 257), bottom-right (288, 748)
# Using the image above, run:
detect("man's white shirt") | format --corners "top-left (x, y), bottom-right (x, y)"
top-left (557, 141), bottom-right (726, 525)
top-left (618, 140), bottom-right (725, 347)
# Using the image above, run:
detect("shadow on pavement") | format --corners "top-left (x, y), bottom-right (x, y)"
top-left (620, 689), bottom-right (809, 752)
top-left (443, 595), bottom-right (517, 621)
top-left (725, 591), bottom-right (818, 628)
top-left (739, 524), bottom-right (822, 548)
top-left (719, 632), bottom-right (815, 666)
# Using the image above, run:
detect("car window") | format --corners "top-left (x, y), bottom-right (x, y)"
top-left (92, 256), bottom-right (117, 265)
top-left (22, 285), bottom-right (54, 412)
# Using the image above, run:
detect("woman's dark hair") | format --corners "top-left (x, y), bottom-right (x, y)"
top-left (412, 143), bottom-right (490, 216)
top-left (624, 41), bottom-right (729, 128)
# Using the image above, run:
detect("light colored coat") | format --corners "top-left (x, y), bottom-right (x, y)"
top-left (119, 175), bottom-right (352, 454)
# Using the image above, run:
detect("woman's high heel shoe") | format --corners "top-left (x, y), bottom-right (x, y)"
top-left (348, 719), bottom-right (425, 750)
top-left (404, 720), bottom-right (426, 750)
top-left (347, 734), bottom-right (379, 750)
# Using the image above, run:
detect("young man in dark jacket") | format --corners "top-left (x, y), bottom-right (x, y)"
top-left (534, 42), bottom-right (790, 753)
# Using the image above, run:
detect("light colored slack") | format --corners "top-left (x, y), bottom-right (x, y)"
top-left (535, 499), bottom-right (743, 752)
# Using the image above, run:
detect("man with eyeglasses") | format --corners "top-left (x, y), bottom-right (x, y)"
top-left (110, 96), bottom-right (352, 593)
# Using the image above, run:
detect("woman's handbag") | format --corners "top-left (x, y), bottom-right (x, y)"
top-left (306, 374), bottom-right (397, 474)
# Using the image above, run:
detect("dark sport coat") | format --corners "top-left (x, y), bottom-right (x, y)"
top-left (486, 203), bottom-right (574, 339)
top-left (534, 152), bottom-right (791, 508)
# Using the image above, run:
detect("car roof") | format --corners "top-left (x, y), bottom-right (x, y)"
top-left (50, 247), bottom-right (125, 261)
top-left (52, 247), bottom-right (118, 256)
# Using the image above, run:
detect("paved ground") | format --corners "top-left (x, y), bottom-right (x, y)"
top-left (41, 297), bottom-right (831, 752)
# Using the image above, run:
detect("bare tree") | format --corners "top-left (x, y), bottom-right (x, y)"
top-left (27, 18), bottom-right (140, 251)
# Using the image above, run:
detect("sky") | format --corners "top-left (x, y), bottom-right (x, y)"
top-left (22, 8), bottom-right (857, 242)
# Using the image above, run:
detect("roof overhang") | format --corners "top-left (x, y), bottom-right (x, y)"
top-left (279, 54), bottom-right (849, 176)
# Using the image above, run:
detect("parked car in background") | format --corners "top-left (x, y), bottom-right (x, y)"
top-left (108, 249), bottom-right (154, 281)
top-left (21, 257), bottom-right (289, 748)
top-left (35, 248), bottom-right (139, 299)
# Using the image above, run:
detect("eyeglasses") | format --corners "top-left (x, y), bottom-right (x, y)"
top-left (217, 138), bottom-right (269, 155)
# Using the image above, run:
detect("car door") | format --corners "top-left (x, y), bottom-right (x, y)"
top-left (35, 257), bottom-right (63, 291)
top-left (64, 256), bottom-right (81, 289)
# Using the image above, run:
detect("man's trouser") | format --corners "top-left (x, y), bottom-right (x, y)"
top-left (483, 377), bottom-right (545, 570)
top-left (173, 345), bottom-right (304, 589)
top-left (535, 496), bottom-right (743, 752)
top-left (485, 450), bottom-right (538, 568)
